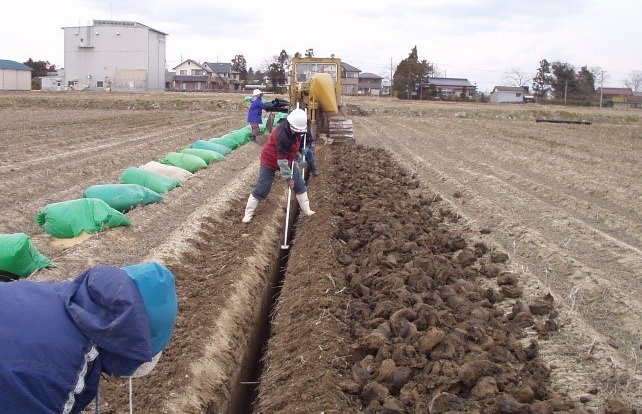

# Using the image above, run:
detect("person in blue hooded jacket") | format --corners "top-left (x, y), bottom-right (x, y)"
top-left (0, 261), bottom-right (178, 414)
top-left (247, 88), bottom-right (274, 142)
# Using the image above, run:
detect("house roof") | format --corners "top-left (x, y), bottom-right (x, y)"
top-left (426, 77), bottom-right (475, 88)
top-left (0, 59), bottom-right (33, 71)
top-left (359, 72), bottom-right (383, 80)
top-left (205, 62), bottom-right (232, 73)
top-left (172, 59), bottom-right (208, 71)
top-left (491, 86), bottom-right (526, 93)
top-left (341, 62), bottom-right (361, 73)
top-left (596, 87), bottom-right (633, 96)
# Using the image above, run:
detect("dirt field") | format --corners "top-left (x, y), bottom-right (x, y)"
top-left (0, 91), bottom-right (640, 413)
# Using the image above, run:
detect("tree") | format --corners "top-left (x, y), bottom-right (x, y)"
top-left (24, 59), bottom-right (56, 90)
top-left (392, 46), bottom-right (432, 99)
top-left (502, 68), bottom-right (530, 87)
top-left (266, 49), bottom-right (289, 91)
top-left (532, 59), bottom-right (553, 100)
top-left (305, 48), bottom-right (314, 58)
top-left (623, 70), bottom-right (642, 91)
top-left (575, 65), bottom-right (596, 99)
top-left (23, 59), bottom-right (55, 78)
top-left (550, 61), bottom-right (577, 100)
top-left (231, 55), bottom-right (248, 82)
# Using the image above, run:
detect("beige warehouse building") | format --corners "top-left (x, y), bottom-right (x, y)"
top-left (62, 20), bottom-right (167, 92)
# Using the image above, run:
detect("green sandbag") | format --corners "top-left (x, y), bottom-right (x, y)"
top-left (209, 137), bottom-right (239, 150)
top-left (273, 112), bottom-right (288, 125)
top-left (83, 183), bottom-right (163, 212)
top-left (222, 129), bottom-right (251, 145)
top-left (159, 152), bottom-right (207, 173)
top-left (0, 233), bottom-right (52, 279)
top-left (191, 139), bottom-right (232, 155)
top-left (36, 198), bottom-right (131, 239)
top-left (120, 167), bottom-right (181, 194)
top-left (180, 148), bottom-right (225, 164)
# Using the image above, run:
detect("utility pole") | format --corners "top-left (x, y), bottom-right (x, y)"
top-left (564, 81), bottom-right (567, 105)
top-left (600, 70), bottom-right (604, 108)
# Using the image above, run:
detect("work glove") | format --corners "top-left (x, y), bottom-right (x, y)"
top-left (277, 159), bottom-right (292, 180)
top-left (296, 154), bottom-right (308, 170)
top-left (299, 147), bottom-right (309, 157)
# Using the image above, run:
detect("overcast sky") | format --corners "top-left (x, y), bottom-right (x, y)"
top-left (2, 0), bottom-right (640, 93)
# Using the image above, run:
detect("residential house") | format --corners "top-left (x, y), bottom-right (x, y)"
top-left (61, 20), bottom-right (167, 92)
top-left (420, 77), bottom-right (477, 99)
top-left (595, 87), bottom-right (641, 109)
top-left (172, 60), bottom-right (211, 92)
top-left (358, 72), bottom-right (383, 96)
top-left (489, 86), bottom-right (528, 103)
top-left (203, 62), bottom-right (242, 91)
top-left (0, 59), bottom-right (32, 91)
top-left (341, 62), bottom-right (360, 95)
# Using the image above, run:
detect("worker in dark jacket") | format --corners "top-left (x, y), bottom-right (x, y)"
top-left (242, 108), bottom-right (316, 223)
top-left (302, 124), bottom-right (320, 177)
top-left (0, 261), bottom-right (178, 414)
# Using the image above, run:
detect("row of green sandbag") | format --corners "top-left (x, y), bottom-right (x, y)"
top-left (28, 126), bottom-right (252, 259)
top-left (3, 125), bottom-right (254, 278)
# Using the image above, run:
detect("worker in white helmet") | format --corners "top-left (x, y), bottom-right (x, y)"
top-left (242, 108), bottom-right (315, 223)
top-left (246, 89), bottom-right (270, 142)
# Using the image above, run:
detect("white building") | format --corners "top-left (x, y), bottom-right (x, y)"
top-left (489, 86), bottom-right (528, 103)
top-left (0, 59), bottom-right (32, 91)
top-left (62, 20), bottom-right (167, 92)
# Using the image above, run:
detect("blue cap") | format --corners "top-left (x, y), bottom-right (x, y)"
top-left (122, 261), bottom-right (178, 356)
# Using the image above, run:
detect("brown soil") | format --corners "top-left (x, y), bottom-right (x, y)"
top-left (0, 92), bottom-right (640, 414)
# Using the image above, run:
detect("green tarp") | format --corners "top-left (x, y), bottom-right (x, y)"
top-left (0, 233), bottom-right (52, 280)
top-left (180, 148), bottom-right (225, 164)
top-left (120, 167), bottom-right (182, 194)
top-left (83, 183), bottom-right (163, 212)
top-left (36, 198), bottom-right (131, 239)
top-left (159, 152), bottom-right (207, 173)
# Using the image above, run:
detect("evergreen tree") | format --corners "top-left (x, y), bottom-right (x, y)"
top-left (532, 59), bottom-right (553, 101)
top-left (231, 55), bottom-right (248, 81)
top-left (551, 61), bottom-right (577, 100)
top-left (392, 46), bottom-right (431, 99)
top-left (576, 66), bottom-right (596, 99)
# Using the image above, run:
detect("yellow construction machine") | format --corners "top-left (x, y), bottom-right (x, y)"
top-left (266, 56), bottom-right (354, 143)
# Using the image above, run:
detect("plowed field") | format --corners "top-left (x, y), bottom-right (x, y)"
top-left (1, 92), bottom-right (640, 413)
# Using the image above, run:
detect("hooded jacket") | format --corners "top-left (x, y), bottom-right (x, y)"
top-left (0, 265), bottom-right (162, 414)
top-left (246, 95), bottom-right (267, 124)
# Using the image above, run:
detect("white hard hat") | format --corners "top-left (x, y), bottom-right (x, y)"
top-left (287, 109), bottom-right (308, 132)
top-left (252, 89), bottom-right (262, 96)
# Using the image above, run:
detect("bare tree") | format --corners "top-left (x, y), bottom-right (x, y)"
top-left (623, 70), bottom-right (642, 91)
top-left (591, 67), bottom-right (609, 89)
top-left (502, 67), bottom-right (531, 87)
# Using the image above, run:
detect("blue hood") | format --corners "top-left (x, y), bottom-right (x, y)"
top-left (54, 265), bottom-right (154, 376)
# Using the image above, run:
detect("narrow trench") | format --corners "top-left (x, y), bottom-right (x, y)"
top-left (229, 203), bottom-right (300, 414)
